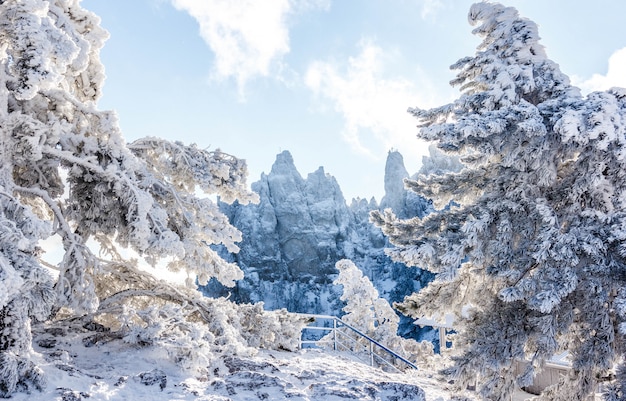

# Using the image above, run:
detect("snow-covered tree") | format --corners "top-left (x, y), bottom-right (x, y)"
top-left (418, 144), bottom-right (463, 177)
top-left (0, 0), bottom-right (303, 397)
top-left (323, 259), bottom-right (435, 370)
top-left (372, 2), bottom-right (626, 400)
top-left (332, 259), bottom-right (400, 343)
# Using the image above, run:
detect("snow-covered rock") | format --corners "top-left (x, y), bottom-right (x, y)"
top-left (204, 150), bottom-right (435, 344)
top-left (380, 151), bottom-right (411, 217)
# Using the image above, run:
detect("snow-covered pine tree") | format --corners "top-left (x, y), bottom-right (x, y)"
top-left (331, 259), bottom-right (401, 347)
top-left (372, 2), bottom-right (626, 400)
top-left (0, 0), bottom-right (272, 396)
top-left (323, 259), bottom-right (435, 370)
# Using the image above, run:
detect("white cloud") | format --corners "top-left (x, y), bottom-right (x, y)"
top-left (572, 47), bottom-right (626, 94)
top-left (420, 0), bottom-right (444, 20)
top-left (305, 39), bottom-right (443, 164)
top-left (170, 0), bottom-right (328, 98)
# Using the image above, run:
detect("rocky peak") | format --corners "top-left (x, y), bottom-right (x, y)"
top-left (270, 150), bottom-right (299, 175)
top-left (380, 151), bottom-right (410, 218)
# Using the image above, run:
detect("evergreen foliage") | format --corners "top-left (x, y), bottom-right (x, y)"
top-left (0, 1), bottom-right (314, 397)
top-left (372, 2), bottom-right (626, 399)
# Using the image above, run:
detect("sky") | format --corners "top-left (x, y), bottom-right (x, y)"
top-left (80, 0), bottom-right (626, 202)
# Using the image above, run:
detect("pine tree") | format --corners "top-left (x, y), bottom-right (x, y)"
top-left (0, 0), bottom-right (261, 396)
top-left (372, 2), bottom-right (626, 400)
top-left (332, 259), bottom-right (401, 344)
top-left (324, 259), bottom-right (435, 370)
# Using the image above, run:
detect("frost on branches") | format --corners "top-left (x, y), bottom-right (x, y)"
top-left (0, 1), bottom-right (309, 398)
top-left (372, 3), bottom-right (626, 400)
top-left (322, 259), bottom-right (435, 371)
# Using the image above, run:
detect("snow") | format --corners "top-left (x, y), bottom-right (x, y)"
top-left (11, 321), bottom-right (470, 401)
top-left (4, 0), bottom-right (619, 399)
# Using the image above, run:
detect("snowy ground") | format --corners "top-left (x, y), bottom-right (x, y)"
top-left (8, 320), bottom-right (542, 401)
top-left (7, 319), bottom-right (486, 401)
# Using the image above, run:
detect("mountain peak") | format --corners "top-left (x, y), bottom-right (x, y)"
top-left (270, 150), bottom-right (299, 175)
top-left (380, 151), bottom-right (409, 212)
top-left (276, 150), bottom-right (294, 163)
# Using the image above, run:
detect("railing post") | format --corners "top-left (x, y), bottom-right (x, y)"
top-left (333, 318), bottom-right (337, 351)
top-left (439, 327), bottom-right (446, 353)
top-left (369, 341), bottom-right (374, 367)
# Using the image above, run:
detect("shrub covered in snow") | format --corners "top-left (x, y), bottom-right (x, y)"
top-left (96, 284), bottom-right (308, 375)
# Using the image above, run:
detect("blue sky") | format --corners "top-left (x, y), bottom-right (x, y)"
top-left (81, 0), bottom-right (626, 201)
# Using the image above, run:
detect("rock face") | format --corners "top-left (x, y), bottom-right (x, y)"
top-left (380, 151), bottom-right (433, 220)
top-left (204, 150), bottom-right (434, 339)
top-left (380, 151), bottom-right (410, 216)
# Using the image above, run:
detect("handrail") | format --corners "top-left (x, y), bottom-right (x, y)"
top-left (297, 313), bottom-right (418, 372)
top-left (333, 329), bottom-right (404, 372)
top-left (335, 318), bottom-right (418, 370)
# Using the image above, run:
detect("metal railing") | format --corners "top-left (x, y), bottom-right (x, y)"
top-left (297, 314), bottom-right (418, 373)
